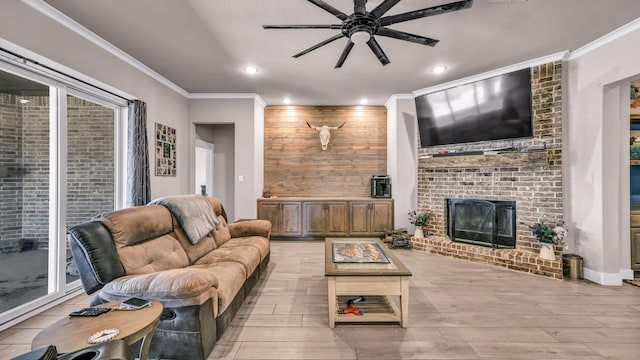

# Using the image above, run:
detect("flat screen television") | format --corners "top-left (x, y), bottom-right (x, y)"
top-left (415, 68), bottom-right (533, 147)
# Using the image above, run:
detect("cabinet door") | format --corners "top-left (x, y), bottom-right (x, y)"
top-left (349, 202), bottom-right (370, 235)
top-left (258, 202), bottom-right (281, 235)
top-left (281, 202), bottom-right (302, 236)
top-left (370, 201), bottom-right (393, 233)
top-left (326, 202), bottom-right (348, 236)
top-left (303, 202), bottom-right (326, 236)
top-left (632, 228), bottom-right (640, 270)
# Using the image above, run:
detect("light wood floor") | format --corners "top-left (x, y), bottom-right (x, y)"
top-left (2, 240), bottom-right (640, 359)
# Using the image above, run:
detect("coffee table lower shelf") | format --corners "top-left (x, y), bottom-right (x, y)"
top-left (327, 275), bottom-right (409, 328)
top-left (334, 295), bottom-right (401, 324)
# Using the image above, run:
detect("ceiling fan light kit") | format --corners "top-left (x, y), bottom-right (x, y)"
top-left (349, 29), bottom-right (371, 44)
top-left (263, 0), bottom-right (473, 68)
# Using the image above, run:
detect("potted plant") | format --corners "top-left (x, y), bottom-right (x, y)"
top-left (528, 218), bottom-right (567, 260)
top-left (408, 210), bottom-right (431, 238)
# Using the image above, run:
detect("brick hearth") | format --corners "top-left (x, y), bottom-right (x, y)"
top-left (413, 61), bottom-right (564, 279)
top-left (412, 235), bottom-right (562, 279)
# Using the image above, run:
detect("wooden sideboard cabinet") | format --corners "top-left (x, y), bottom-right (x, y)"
top-left (349, 200), bottom-right (393, 236)
top-left (303, 201), bottom-right (349, 237)
top-left (257, 200), bottom-right (302, 237)
top-left (257, 198), bottom-right (393, 239)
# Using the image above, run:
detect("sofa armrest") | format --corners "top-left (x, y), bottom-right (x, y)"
top-left (228, 219), bottom-right (271, 239)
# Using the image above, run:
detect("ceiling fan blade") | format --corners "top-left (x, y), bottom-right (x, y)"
top-left (379, 0), bottom-right (473, 26)
top-left (354, 0), bottom-right (367, 15)
top-left (292, 33), bottom-right (345, 58)
top-left (306, 0), bottom-right (348, 20)
top-left (367, 37), bottom-right (390, 66)
top-left (263, 25), bottom-right (342, 29)
top-left (370, 0), bottom-right (402, 18)
top-left (335, 41), bottom-right (355, 68)
top-left (377, 28), bottom-right (439, 47)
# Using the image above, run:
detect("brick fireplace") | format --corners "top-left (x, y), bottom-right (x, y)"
top-left (411, 61), bottom-right (564, 279)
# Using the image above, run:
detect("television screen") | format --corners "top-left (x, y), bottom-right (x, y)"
top-left (415, 68), bottom-right (533, 147)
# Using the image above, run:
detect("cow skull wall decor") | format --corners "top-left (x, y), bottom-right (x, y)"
top-left (306, 120), bottom-right (346, 150)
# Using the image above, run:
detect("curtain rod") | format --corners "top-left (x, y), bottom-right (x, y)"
top-left (0, 47), bottom-right (131, 103)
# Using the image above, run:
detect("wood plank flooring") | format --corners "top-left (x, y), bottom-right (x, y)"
top-left (2, 240), bottom-right (640, 359)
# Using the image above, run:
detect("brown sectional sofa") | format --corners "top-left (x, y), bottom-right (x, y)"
top-left (67, 196), bottom-right (271, 360)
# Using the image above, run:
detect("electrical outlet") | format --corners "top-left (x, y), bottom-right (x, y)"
top-left (238, 175), bottom-right (244, 182)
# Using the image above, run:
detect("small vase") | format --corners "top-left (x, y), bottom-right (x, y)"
top-left (414, 227), bottom-right (424, 239)
top-left (539, 243), bottom-right (556, 260)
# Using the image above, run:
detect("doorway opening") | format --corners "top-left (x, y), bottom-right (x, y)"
top-left (195, 124), bottom-right (235, 221)
top-left (195, 139), bottom-right (213, 196)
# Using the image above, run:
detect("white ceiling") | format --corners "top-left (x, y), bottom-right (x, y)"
top-left (43, 0), bottom-right (640, 105)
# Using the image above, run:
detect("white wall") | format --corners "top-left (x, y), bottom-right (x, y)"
top-left (566, 24), bottom-right (640, 284)
top-left (386, 95), bottom-right (418, 230)
top-left (189, 99), bottom-right (264, 220)
top-left (0, 1), bottom-right (191, 201)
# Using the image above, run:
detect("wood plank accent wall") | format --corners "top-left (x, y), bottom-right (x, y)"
top-left (264, 105), bottom-right (387, 197)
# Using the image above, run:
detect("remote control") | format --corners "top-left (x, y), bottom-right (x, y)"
top-left (69, 307), bottom-right (111, 317)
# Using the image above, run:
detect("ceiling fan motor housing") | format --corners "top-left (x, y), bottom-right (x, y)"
top-left (342, 14), bottom-right (380, 39)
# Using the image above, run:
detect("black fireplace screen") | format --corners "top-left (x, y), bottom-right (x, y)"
top-left (447, 199), bottom-right (516, 249)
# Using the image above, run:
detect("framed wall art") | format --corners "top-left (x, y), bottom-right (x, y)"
top-left (155, 123), bottom-right (176, 176)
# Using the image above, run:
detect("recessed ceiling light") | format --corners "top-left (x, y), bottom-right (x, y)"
top-left (244, 66), bottom-right (258, 74)
top-left (431, 65), bottom-right (447, 74)
top-left (283, 97), bottom-right (292, 105)
top-left (360, 98), bottom-right (368, 105)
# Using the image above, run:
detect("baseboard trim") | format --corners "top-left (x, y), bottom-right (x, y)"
top-left (620, 269), bottom-right (635, 280)
top-left (583, 267), bottom-right (631, 285)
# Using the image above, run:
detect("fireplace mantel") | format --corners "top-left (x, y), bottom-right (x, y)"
top-left (419, 151), bottom-right (548, 169)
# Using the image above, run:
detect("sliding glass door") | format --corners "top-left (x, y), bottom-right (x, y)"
top-left (0, 71), bottom-right (52, 314)
top-left (0, 60), bottom-right (126, 326)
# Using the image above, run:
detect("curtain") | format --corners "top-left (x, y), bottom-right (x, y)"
top-left (127, 100), bottom-right (151, 207)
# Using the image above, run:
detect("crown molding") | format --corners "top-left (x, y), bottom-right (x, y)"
top-left (189, 93), bottom-right (267, 107)
top-left (569, 18), bottom-right (640, 60)
top-left (21, 0), bottom-right (189, 98)
top-left (413, 51), bottom-right (569, 97)
top-left (254, 95), bottom-right (267, 108)
top-left (384, 94), bottom-right (414, 108)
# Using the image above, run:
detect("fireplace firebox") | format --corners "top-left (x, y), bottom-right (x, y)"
top-left (447, 199), bottom-right (516, 249)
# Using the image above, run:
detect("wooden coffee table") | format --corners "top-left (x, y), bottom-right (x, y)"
top-left (325, 237), bottom-right (412, 328)
top-left (32, 300), bottom-right (162, 360)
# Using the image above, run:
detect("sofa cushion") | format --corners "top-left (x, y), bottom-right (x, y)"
top-left (96, 205), bottom-right (173, 247)
top-left (172, 214), bottom-right (218, 264)
top-left (212, 215), bottom-right (231, 247)
top-left (193, 262), bottom-right (246, 315)
top-left (206, 197), bottom-right (224, 217)
top-left (117, 233), bottom-right (190, 275)
top-left (219, 236), bottom-right (270, 262)
top-left (96, 205), bottom-right (189, 274)
top-left (194, 246), bottom-right (260, 277)
top-left (99, 268), bottom-right (218, 308)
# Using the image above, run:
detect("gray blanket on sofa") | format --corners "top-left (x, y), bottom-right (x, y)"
top-left (149, 195), bottom-right (219, 244)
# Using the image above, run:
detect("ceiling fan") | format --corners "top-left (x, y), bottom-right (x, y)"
top-left (263, 0), bottom-right (473, 68)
